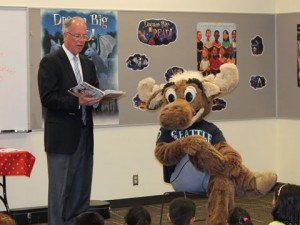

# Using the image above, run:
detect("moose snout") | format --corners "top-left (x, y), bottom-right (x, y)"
top-left (160, 99), bottom-right (195, 130)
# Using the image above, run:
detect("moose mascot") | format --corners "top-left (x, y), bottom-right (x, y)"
top-left (136, 63), bottom-right (277, 225)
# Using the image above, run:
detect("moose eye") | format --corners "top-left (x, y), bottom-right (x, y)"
top-left (184, 86), bottom-right (197, 103)
top-left (165, 88), bottom-right (177, 103)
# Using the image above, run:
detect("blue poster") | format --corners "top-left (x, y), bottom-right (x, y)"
top-left (41, 9), bottom-right (119, 125)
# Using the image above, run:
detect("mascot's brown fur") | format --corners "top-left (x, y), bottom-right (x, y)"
top-left (136, 63), bottom-right (277, 225)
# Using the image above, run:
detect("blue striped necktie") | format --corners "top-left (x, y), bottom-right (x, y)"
top-left (73, 56), bottom-right (86, 126)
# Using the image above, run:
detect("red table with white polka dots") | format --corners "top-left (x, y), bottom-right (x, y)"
top-left (0, 148), bottom-right (36, 214)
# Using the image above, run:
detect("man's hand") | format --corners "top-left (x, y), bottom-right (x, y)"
top-left (78, 92), bottom-right (103, 106)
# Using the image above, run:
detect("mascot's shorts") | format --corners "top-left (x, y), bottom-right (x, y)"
top-left (170, 154), bottom-right (209, 193)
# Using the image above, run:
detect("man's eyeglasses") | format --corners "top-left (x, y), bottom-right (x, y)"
top-left (66, 32), bottom-right (89, 41)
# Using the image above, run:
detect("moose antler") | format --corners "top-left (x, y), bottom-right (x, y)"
top-left (201, 63), bottom-right (239, 98)
top-left (137, 77), bottom-right (160, 102)
top-left (136, 63), bottom-right (239, 110)
top-left (137, 77), bottom-right (164, 110)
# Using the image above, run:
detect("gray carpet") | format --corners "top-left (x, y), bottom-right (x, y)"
top-left (105, 191), bottom-right (274, 225)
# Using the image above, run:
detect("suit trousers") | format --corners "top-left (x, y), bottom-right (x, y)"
top-left (47, 126), bottom-right (93, 225)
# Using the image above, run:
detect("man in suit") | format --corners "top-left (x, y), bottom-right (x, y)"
top-left (38, 17), bottom-right (102, 225)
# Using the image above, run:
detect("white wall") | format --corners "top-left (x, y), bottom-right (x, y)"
top-left (276, 119), bottom-right (300, 183)
top-left (275, 0), bottom-right (300, 13)
top-left (274, 0), bottom-right (300, 183)
top-left (0, 120), bottom-right (278, 210)
top-left (0, 0), bottom-right (296, 211)
top-left (1, 0), bottom-right (275, 13)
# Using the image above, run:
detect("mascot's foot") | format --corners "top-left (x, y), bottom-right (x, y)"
top-left (235, 170), bottom-right (277, 198)
top-left (255, 171), bottom-right (277, 195)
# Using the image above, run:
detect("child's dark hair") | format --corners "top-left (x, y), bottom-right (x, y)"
top-left (168, 197), bottom-right (196, 225)
top-left (74, 211), bottom-right (104, 225)
top-left (124, 205), bottom-right (151, 225)
top-left (272, 183), bottom-right (300, 224)
top-left (227, 207), bottom-right (253, 225)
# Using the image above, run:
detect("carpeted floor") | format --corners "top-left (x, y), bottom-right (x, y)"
top-left (105, 191), bottom-right (274, 225)
top-left (32, 191), bottom-right (274, 225)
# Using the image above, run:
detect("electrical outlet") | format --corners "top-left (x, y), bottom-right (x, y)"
top-left (133, 174), bottom-right (139, 185)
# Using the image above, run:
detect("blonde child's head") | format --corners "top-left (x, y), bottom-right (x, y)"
top-left (202, 49), bottom-right (209, 59)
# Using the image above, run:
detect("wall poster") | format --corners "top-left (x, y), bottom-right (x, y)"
top-left (197, 22), bottom-right (236, 75)
top-left (40, 9), bottom-right (119, 125)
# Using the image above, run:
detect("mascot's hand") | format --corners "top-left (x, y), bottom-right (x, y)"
top-left (180, 135), bottom-right (210, 155)
top-left (179, 136), bottom-right (226, 175)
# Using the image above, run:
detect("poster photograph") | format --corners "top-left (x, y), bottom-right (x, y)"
top-left (197, 22), bottom-right (236, 75)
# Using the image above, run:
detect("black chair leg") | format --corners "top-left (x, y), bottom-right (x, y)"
top-left (159, 192), bottom-right (186, 225)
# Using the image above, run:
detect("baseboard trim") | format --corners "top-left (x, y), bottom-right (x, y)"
top-left (107, 182), bottom-right (280, 209)
top-left (107, 192), bottom-right (206, 208)
top-left (107, 195), bottom-right (162, 208)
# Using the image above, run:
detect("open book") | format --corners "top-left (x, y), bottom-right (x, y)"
top-left (68, 82), bottom-right (125, 99)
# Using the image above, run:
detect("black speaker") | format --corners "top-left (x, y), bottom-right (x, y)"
top-left (9, 200), bottom-right (110, 225)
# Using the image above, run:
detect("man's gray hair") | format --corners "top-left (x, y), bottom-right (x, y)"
top-left (62, 17), bottom-right (86, 33)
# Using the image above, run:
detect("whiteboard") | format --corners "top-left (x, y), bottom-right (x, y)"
top-left (0, 8), bottom-right (29, 131)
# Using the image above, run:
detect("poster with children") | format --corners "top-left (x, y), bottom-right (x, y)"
top-left (197, 22), bottom-right (236, 76)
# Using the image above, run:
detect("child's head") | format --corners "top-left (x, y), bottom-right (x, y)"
top-left (211, 46), bottom-right (218, 56)
top-left (223, 30), bottom-right (230, 41)
top-left (0, 213), bottom-right (16, 225)
top-left (219, 46), bottom-right (226, 56)
top-left (74, 211), bottom-right (104, 225)
top-left (167, 197), bottom-right (196, 225)
top-left (227, 207), bottom-right (253, 225)
top-left (124, 205), bottom-right (151, 225)
top-left (231, 30), bottom-right (237, 40)
top-left (205, 29), bottom-right (211, 39)
top-left (197, 31), bottom-right (202, 41)
top-left (272, 183), bottom-right (300, 224)
top-left (202, 49), bottom-right (209, 59)
top-left (214, 30), bottom-right (220, 41)
top-left (272, 183), bottom-right (287, 207)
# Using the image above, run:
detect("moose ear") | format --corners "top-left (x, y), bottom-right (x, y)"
top-left (147, 89), bottom-right (163, 110)
top-left (214, 63), bottom-right (239, 95)
top-left (201, 63), bottom-right (238, 98)
top-left (202, 82), bottom-right (221, 98)
top-left (137, 77), bottom-right (163, 110)
top-left (137, 77), bottom-right (158, 102)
